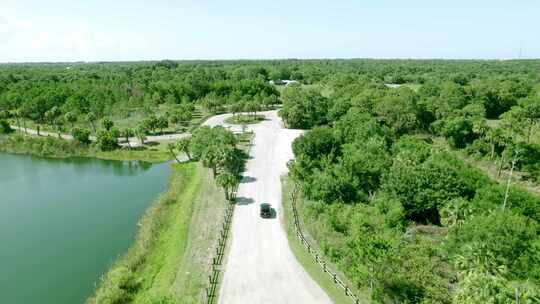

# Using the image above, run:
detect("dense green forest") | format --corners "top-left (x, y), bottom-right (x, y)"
top-left (278, 60), bottom-right (540, 303)
top-left (2, 59), bottom-right (540, 303)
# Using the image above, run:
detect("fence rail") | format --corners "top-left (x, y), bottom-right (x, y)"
top-left (290, 185), bottom-right (364, 304)
top-left (205, 190), bottom-right (236, 304)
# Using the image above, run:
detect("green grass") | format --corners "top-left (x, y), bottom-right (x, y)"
top-left (95, 149), bottom-right (171, 163)
top-left (12, 104), bottom-right (209, 136)
top-left (402, 83), bottom-right (422, 92)
top-left (274, 83), bottom-right (333, 97)
top-left (89, 162), bottom-right (227, 304)
top-left (96, 141), bottom-right (173, 163)
top-left (224, 114), bottom-right (265, 125)
top-left (281, 177), bottom-right (367, 304)
top-left (0, 132), bottom-right (174, 163)
top-left (0, 133), bottom-right (90, 158)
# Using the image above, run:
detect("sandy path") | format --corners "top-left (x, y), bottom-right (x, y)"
top-left (10, 126), bottom-right (78, 140)
top-left (9, 125), bottom-right (189, 147)
top-left (218, 111), bottom-right (332, 304)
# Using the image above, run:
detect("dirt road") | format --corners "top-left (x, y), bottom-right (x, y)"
top-left (217, 111), bottom-right (332, 304)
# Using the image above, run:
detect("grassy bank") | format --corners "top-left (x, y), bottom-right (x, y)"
top-left (281, 177), bottom-right (368, 304)
top-left (0, 134), bottom-right (173, 163)
top-left (0, 134), bottom-right (90, 158)
top-left (89, 162), bottom-right (227, 304)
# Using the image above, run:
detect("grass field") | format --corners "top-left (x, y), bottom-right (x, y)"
top-left (16, 104), bottom-right (209, 136)
top-left (96, 141), bottom-right (174, 163)
top-left (88, 162), bottom-right (227, 304)
top-left (281, 177), bottom-right (368, 304)
top-left (224, 114), bottom-right (265, 125)
top-left (274, 83), bottom-right (333, 97)
top-left (0, 132), bottom-right (175, 163)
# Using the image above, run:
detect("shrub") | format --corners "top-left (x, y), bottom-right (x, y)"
top-left (96, 130), bottom-right (118, 151)
top-left (447, 210), bottom-right (537, 276)
top-left (0, 119), bottom-right (12, 134)
top-left (72, 127), bottom-right (91, 144)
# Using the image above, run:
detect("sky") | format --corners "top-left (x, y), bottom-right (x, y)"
top-left (0, 0), bottom-right (539, 62)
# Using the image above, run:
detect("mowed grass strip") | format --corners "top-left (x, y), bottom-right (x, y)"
top-left (224, 114), bottom-right (265, 125)
top-left (89, 161), bottom-right (227, 304)
top-left (281, 177), bottom-right (368, 304)
top-left (96, 142), bottom-right (173, 163)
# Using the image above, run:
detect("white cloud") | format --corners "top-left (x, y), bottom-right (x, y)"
top-left (0, 16), bottom-right (124, 62)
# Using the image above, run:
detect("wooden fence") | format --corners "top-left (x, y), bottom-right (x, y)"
top-left (290, 185), bottom-right (364, 304)
top-left (205, 193), bottom-right (235, 304)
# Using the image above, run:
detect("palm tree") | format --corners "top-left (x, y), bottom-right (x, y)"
top-left (135, 126), bottom-right (147, 146)
top-left (201, 147), bottom-right (220, 177)
top-left (122, 128), bottom-right (134, 149)
top-left (45, 107), bottom-right (60, 137)
top-left (167, 142), bottom-right (181, 163)
top-left (9, 109), bottom-right (22, 132)
top-left (485, 127), bottom-right (507, 160)
top-left (64, 112), bottom-right (77, 130)
top-left (216, 172), bottom-right (237, 201)
top-left (176, 138), bottom-right (192, 160)
top-left (86, 112), bottom-right (97, 134)
top-left (53, 117), bottom-right (64, 138)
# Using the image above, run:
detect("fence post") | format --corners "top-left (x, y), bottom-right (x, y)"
top-left (290, 183), bottom-right (360, 303)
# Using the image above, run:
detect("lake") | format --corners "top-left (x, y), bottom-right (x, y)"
top-left (0, 153), bottom-right (171, 304)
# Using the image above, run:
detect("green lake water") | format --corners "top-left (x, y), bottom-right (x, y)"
top-left (0, 153), bottom-right (171, 304)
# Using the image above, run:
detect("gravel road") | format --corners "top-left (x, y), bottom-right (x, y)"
top-left (217, 111), bottom-right (332, 304)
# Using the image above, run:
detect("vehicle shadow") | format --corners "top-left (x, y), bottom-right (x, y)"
top-left (240, 176), bottom-right (257, 183)
top-left (235, 196), bottom-right (255, 205)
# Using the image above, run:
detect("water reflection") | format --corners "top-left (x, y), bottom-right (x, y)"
top-left (0, 152), bottom-right (170, 304)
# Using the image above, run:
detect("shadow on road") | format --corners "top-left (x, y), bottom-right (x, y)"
top-left (240, 176), bottom-right (257, 183)
top-left (235, 196), bottom-right (255, 205)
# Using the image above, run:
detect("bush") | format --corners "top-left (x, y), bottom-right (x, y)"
top-left (433, 116), bottom-right (478, 148)
top-left (382, 152), bottom-right (485, 224)
top-left (72, 127), bottom-right (91, 144)
top-left (447, 210), bottom-right (537, 277)
top-left (0, 119), bottom-right (12, 134)
top-left (96, 130), bottom-right (118, 151)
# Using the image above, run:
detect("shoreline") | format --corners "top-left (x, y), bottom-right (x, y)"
top-left (0, 134), bottom-right (173, 163)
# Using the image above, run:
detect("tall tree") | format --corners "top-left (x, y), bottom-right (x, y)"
top-left (216, 172), bottom-right (237, 201)
top-left (176, 138), bottom-right (192, 160)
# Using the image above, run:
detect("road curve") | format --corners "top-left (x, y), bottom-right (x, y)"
top-left (217, 111), bottom-right (332, 304)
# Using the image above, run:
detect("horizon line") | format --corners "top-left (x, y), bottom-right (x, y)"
top-left (1, 57), bottom-right (540, 65)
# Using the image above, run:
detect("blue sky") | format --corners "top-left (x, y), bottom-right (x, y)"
top-left (0, 0), bottom-right (538, 62)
